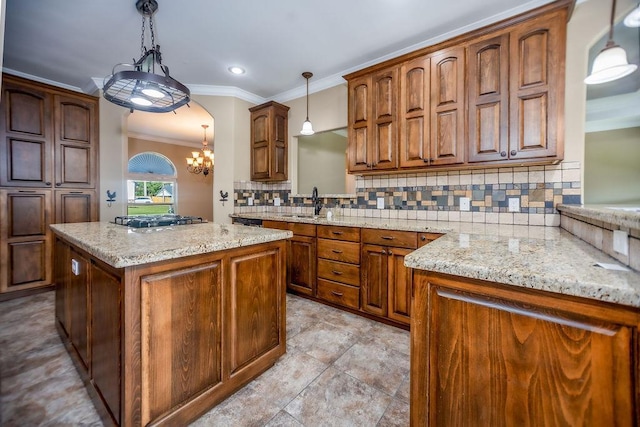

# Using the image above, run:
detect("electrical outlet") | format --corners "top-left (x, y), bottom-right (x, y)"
top-left (377, 197), bottom-right (385, 209)
top-left (247, 197), bottom-right (254, 206)
top-left (613, 230), bottom-right (629, 255)
top-left (71, 259), bottom-right (80, 276)
top-left (460, 197), bottom-right (470, 211)
top-left (274, 197), bottom-right (281, 207)
top-left (508, 198), bottom-right (520, 212)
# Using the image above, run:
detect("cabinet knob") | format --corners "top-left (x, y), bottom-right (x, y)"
top-left (500, 151), bottom-right (507, 157)
top-left (421, 235), bottom-right (426, 241)
top-left (55, 182), bottom-right (62, 187)
top-left (388, 250), bottom-right (393, 256)
top-left (45, 181), bottom-right (52, 186)
top-left (510, 150), bottom-right (517, 156)
top-left (381, 249), bottom-right (387, 255)
top-left (423, 158), bottom-right (429, 163)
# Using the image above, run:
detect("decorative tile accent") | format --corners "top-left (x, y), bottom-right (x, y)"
top-left (234, 163), bottom-right (582, 225)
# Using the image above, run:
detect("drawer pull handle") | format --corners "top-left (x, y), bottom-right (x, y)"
top-left (332, 231), bottom-right (343, 235)
top-left (18, 190), bottom-right (36, 193)
top-left (331, 291), bottom-right (344, 297)
top-left (331, 249), bottom-right (343, 254)
top-left (331, 270), bottom-right (343, 275)
top-left (381, 236), bottom-right (395, 240)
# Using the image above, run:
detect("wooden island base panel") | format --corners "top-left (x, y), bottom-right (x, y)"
top-left (51, 222), bottom-right (290, 426)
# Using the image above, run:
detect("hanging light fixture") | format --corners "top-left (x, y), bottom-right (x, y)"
top-left (300, 72), bottom-right (315, 135)
top-left (186, 125), bottom-right (214, 177)
top-left (624, 3), bottom-right (640, 27)
top-left (102, 0), bottom-right (190, 113)
top-left (585, 0), bottom-right (638, 85)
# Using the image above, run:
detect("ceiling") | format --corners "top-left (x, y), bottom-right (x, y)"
top-left (4, 0), bottom-right (558, 101)
top-left (6, 0), bottom-right (634, 142)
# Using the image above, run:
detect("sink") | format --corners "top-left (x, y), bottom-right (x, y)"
top-left (280, 214), bottom-right (318, 219)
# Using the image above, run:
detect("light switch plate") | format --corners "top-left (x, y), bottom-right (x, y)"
top-left (71, 259), bottom-right (80, 276)
top-left (247, 197), bottom-right (254, 206)
top-left (377, 197), bottom-right (385, 209)
top-left (274, 197), bottom-right (280, 207)
top-left (508, 198), bottom-right (520, 212)
top-left (613, 230), bottom-right (629, 256)
top-left (460, 197), bottom-right (470, 211)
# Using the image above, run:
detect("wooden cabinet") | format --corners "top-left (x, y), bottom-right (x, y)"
top-left (0, 188), bottom-right (52, 293)
top-left (467, 34), bottom-right (510, 163)
top-left (429, 47), bottom-right (465, 166)
top-left (411, 270), bottom-right (640, 426)
top-left (264, 220), bottom-right (316, 296)
top-left (361, 229), bottom-right (423, 325)
top-left (54, 236), bottom-right (287, 426)
top-left (316, 225), bottom-right (361, 310)
top-left (0, 74), bottom-right (99, 298)
top-left (508, 9), bottom-right (565, 160)
top-left (399, 56), bottom-right (430, 168)
top-left (54, 94), bottom-right (98, 188)
top-left (345, 2), bottom-right (568, 174)
top-left (249, 101), bottom-right (289, 181)
top-left (348, 66), bottom-right (398, 172)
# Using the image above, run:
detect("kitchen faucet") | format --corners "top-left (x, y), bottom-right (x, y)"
top-left (312, 186), bottom-right (322, 216)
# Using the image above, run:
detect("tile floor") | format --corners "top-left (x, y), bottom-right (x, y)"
top-left (0, 291), bottom-right (410, 426)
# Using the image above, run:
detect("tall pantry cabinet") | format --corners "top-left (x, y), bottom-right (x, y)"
top-left (0, 74), bottom-right (99, 298)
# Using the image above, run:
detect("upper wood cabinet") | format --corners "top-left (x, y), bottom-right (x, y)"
top-left (249, 101), bottom-right (289, 181)
top-left (509, 10), bottom-right (565, 160)
top-left (348, 66), bottom-right (398, 172)
top-left (467, 35), bottom-right (510, 162)
top-left (399, 56), bottom-right (430, 168)
top-left (345, 1), bottom-right (569, 174)
top-left (429, 47), bottom-right (465, 166)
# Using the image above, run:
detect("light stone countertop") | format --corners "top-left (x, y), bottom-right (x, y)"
top-left (557, 204), bottom-right (640, 231)
top-left (50, 222), bottom-right (293, 269)
top-left (234, 212), bottom-right (640, 308)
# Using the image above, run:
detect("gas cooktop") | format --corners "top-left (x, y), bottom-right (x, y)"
top-left (114, 215), bottom-right (205, 228)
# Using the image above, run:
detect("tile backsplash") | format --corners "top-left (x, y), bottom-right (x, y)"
top-left (234, 162), bottom-right (582, 226)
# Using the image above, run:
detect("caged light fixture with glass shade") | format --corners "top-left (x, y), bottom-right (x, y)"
top-left (102, 0), bottom-right (191, 113)
top-left (300, 72), bottom-right (315, 135)
top-left (585, 0), bottom-right (638, 85)
top-left (186, 125), bottom-right (214, 177)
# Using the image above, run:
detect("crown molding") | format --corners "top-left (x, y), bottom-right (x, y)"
top-left (3, 68), bottom-right (85, 93)
top-left (186, 84), bottom-right (266, 104)
top-left (127, 132), bottom-right (201, 147)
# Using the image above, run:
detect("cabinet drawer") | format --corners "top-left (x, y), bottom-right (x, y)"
top-left (317, 239), bottom-right (360, 264)
top-left (362, 229), bottom-right (417, 249)
top-left (289, 223), bottom-right (316, 237)
top-left (317, 259), bottom-right (360, 287)
top-left (418, 232), bottom-right (443, 247)
top-left (263, 220), bottom-right (288, 230)
top-left (316, 279), bottom-right (359, 310)
top-left (317, 225), bottom-right (360, 242)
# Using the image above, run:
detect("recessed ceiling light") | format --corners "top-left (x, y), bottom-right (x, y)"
top-left (228, 66), bottom-right (246, 75)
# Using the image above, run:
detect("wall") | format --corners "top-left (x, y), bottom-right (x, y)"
top-left (584, 127), bottom-right (640, 204)
top-left (99, 98), bottom-right (128, 221)
top-left (128, 137), bottom-right (214, 220)
top-left (298, 131), bottom-right (347, 194)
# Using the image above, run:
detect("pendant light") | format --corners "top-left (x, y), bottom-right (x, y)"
top-left (624, 3), bottom-right (640, 27)
top-left (300, 72), bottom-right (315, 135)
top-left (585, 0), bottom-right (638, 85)
top-left (102, 0), bottom-right (191, 113)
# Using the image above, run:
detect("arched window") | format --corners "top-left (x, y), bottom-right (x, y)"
top-left (127, 152), bottom-right (177, 216)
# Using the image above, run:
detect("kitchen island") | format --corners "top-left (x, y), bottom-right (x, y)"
top-left (50, 221), bottom-right (292, 427)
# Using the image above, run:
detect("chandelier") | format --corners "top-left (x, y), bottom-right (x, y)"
top-left (186, 125), bottom-right (214, 176)
top-left (102, 0), bottom-right (191, 113)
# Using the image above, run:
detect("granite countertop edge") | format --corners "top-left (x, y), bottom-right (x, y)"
top-left (50, 222), bottom-right (293, 269)
top-left (557, 204), bottom-right (640, 231)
